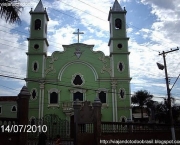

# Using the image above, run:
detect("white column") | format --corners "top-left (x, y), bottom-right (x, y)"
top-left (40, 83), bottom-right (44, 118)
top-left (39, 87), bottom-right (42, 119)
top-left (111, 89), bottom-right (115, 122)
top-left (111, 80), bottom-right (117, 122)
top-left (114, 89), bottom-right (118, 122)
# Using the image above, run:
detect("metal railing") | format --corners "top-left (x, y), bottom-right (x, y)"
top-left (101, 122), bottom-right (174, 133)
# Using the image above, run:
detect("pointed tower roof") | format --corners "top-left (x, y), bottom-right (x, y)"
top-left (108, 0), bottom-right (126, 21)
top-left (112, 0), bottom-right (123, 11)
top-left (34, 0), bottom-right (44, 12)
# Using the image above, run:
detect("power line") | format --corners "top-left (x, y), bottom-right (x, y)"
top-left (0, 63), bottom-right (171, 88)
top-left (0, 74), bottom-right (132, 96)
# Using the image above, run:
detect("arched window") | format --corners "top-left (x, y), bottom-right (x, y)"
top-left (73, 92), bottom-right (83, 101)
top-left (115, 18), bottom-right (122, 29)
top-left (48, 89), bottom-right (60, 107)
top-left (50, 92), bottom-right (58, 104)
top-left (35, 19), bottom-right (41, 30)
top-left (120, 116), bottom-right (127, 127)
top-left (99, 91), bottom-right (106, 103)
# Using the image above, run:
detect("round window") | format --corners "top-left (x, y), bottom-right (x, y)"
top-left (34, 44), bottom-right (39, 49)
top-left (117, 43), bottom-right (122, 49)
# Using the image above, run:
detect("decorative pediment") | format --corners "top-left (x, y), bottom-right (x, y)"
top-left (99, 55), bottom-right (112, 75)
top-left (45, 54), bottom-right (58, 74)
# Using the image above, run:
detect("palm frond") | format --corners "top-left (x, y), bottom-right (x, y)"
top-left (0, 0), bottom-right (23, 24)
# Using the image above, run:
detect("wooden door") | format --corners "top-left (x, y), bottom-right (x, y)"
top-left (70, 115), bottom-right (74, 138)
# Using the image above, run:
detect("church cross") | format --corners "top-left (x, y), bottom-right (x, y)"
top-left (73, 29), bottom-right (84, 43)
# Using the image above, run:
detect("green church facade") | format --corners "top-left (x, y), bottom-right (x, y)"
top-left (26, 0), bottom-right (132, 123)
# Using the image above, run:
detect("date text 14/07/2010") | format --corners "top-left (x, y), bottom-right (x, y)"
top-left (1, 125), bottom-right (47, 133)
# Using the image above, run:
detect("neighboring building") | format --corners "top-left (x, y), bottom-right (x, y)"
top-left (132, 106), bottom-right (149, 123)
top-left (26, 0), bottom-right (131, 123)
top-left (0, 96), bottom-right (17, 118)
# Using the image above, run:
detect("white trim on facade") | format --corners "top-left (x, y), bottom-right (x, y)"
top-left (119, 116), bottom-right (127, 122)
top-left (112, 88), bottom-right (115, 122)
top-left (114, 89), bottom-right (118, 122)
top-left (39, 88), bottom-right (41, 119)
top-left (40, 83), bottom-right (45, 118)
top-left (42, 55), bottom-right (45, 78)
top-left (111, 55), bottom-right (114, 77)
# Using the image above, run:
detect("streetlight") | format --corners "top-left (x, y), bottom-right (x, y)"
top-left (156, 62), bottom-right (176, 140)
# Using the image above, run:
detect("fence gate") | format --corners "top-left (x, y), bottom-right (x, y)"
top-left (28, 114), bottom-right (73, 145)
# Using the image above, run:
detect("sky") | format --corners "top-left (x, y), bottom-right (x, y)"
top-left (0, 0), bottom-right (180, 104)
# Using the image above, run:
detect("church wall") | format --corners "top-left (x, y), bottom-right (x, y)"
top-left (0, 101), bottom-right (17, 118)
top-left (101, 107), bottom-right (113, 121)
top-left (118, 109), bottom-right (131, 121)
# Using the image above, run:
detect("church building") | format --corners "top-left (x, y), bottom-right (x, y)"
top-left (26, 0), bottom-right (132, 123)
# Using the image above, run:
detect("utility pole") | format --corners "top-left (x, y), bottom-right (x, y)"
top-left (159, 48), bottom-right (179, 141)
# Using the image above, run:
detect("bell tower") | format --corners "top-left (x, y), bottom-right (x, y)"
top-left (26, 0), bottom-right (49, 119)
top-left (108, 0), bottom-right (131, 122)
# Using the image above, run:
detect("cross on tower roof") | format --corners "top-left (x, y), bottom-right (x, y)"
top-left (73, 29), bottom-right (84, 43)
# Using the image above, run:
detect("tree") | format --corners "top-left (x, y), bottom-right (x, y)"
top-left (131, 90), bottom-right (153, 120)
top-left (155, 98), bottom-right (180, 124)
top-left (0, 0), bottom-right (23, 23)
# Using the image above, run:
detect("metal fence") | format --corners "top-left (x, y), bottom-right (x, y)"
top-left (28, 114), bottom-right (73, 145)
